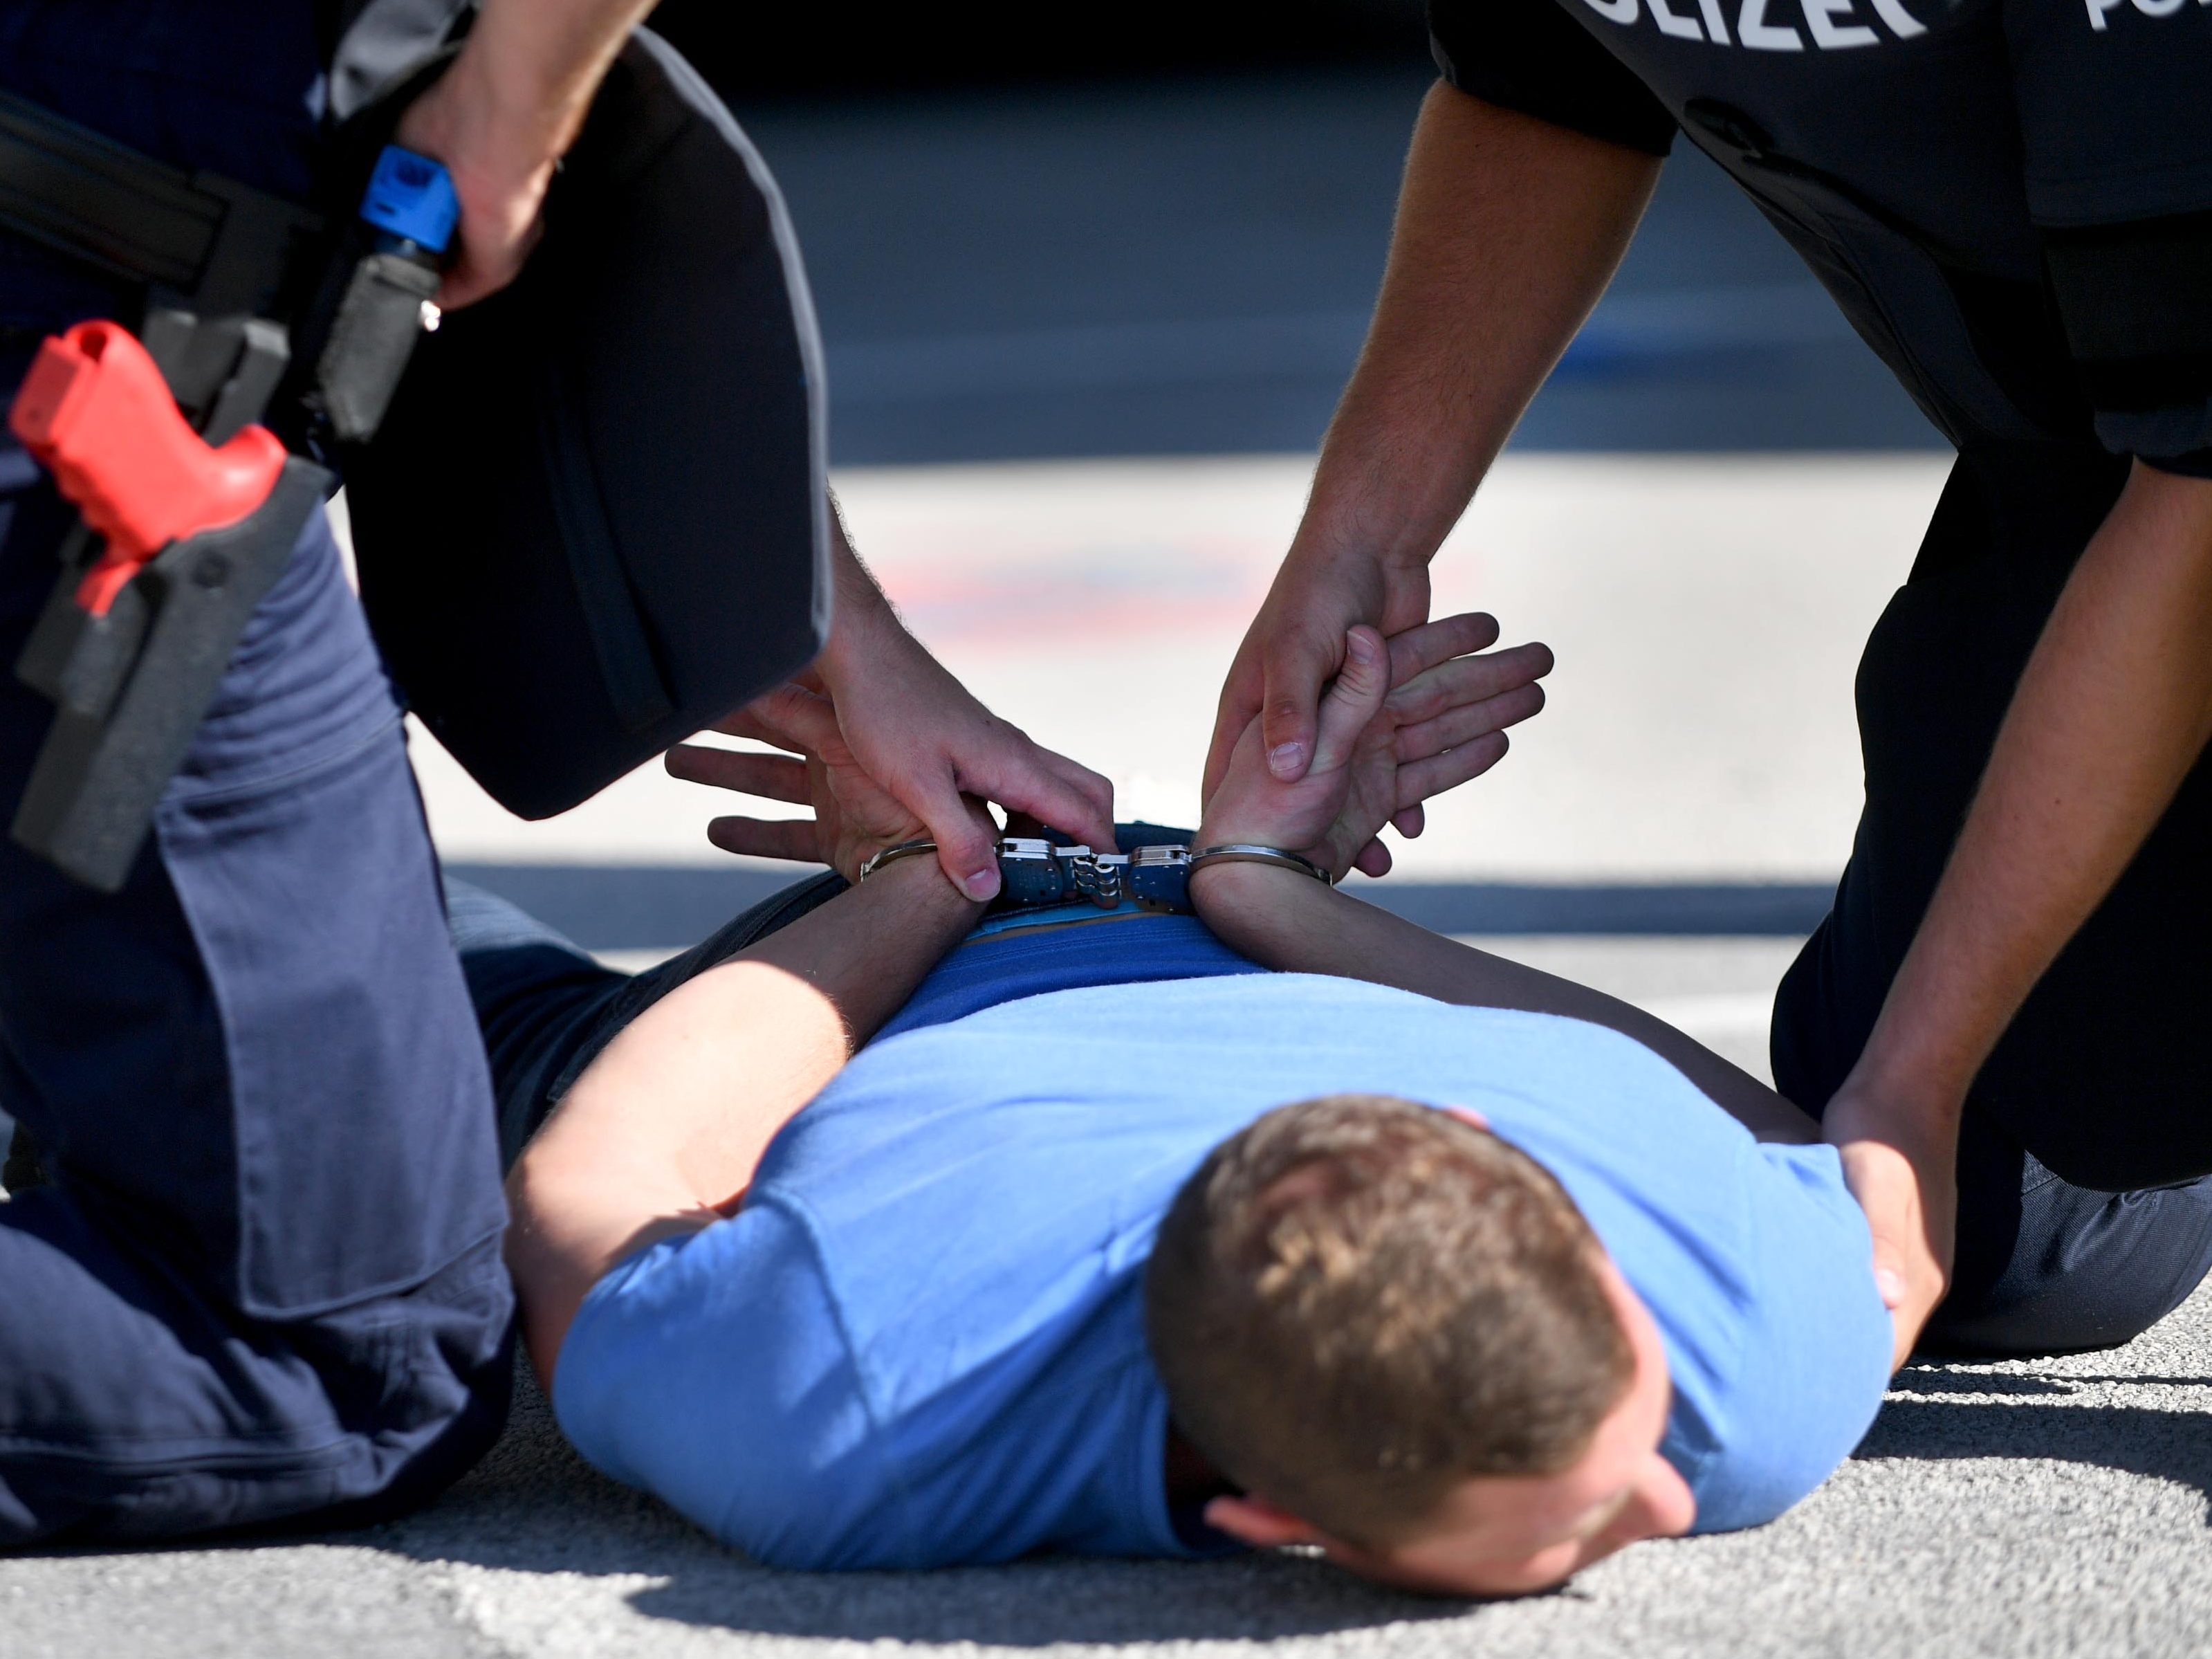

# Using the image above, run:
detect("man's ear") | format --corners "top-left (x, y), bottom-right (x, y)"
top-left (1204, 1494), bottom-right (1328, 1550)
top-left (1442, 1106), bottom-right (1491, 1133)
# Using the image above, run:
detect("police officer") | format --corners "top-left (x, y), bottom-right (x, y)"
top-left (1210, 1), bottom-right (2212, 1367)
top-left (0, 0), bottom-right (1108, 1544)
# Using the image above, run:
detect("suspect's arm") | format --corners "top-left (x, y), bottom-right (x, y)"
top-left (505, 856), bottom-right (982, 1385)
top-left (1191, 861), bottom-right (1814, 1146)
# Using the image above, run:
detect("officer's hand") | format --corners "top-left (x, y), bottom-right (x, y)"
top-left (1822, 1085), bottom-right (1957, 1372)
top-left (665, 684), bottom-right (927, 886)
top-left (1197, 614), bottom-right (1550, 881)
top-left (811, 618), bottom-right (1116, 901)
top-left (1206, 548), bottom-right (1439, 881)
top-left (394, 55), bottom-right (555, 310)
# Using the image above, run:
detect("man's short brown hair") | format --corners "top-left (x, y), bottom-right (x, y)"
top-left (1144, 1094), bottom-right (1633, 1549)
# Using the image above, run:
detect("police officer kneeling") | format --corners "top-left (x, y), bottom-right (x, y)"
top-left (0, 0), bottom-right (1112, 1545)
top-left (1213, 1), bottom-right (2212, 1365)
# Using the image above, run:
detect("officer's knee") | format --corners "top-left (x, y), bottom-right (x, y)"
top-left (1924, 1177), bottom-right (2212, 1359)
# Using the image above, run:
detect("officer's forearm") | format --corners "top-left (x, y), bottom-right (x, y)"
top-left (449, 0), bottom-right (660, 168)
top-left (1296, 82), bottom-right (1658, 569)
top-left (811, 493), bottom-right (902, 690)
top-left (1850, 463), bottom-right (2212, 1124)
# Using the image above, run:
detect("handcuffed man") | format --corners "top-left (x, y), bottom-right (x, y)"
top-left (459, 617), bottom-right (1894, 1595)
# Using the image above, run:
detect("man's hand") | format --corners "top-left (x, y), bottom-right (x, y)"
top-left (1822, 1086), bottom-right (1956, 1372)
top-left (393, 0), bottom-right (658, 309)
top-left (810, 625), bottom-right (1115, 899)
top-left (664, 683), bottom-right (929, 884)
top-left (1199, 87), bottom-right (1658, 807)
top-left (1198, 613), bottom-right (1551, 880)
top-left (394, 64), bottom-right (553, 310)
top-left (803, 499), bottom-right (1115, 899)
top-left (1205, 547), bottom-right (1431, 802)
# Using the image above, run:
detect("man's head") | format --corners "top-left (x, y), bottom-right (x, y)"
top-left (1145, 1094), bottom-right (1693, 1595)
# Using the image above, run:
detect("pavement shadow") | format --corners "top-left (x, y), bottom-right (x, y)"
top-left (1857, 1390), bottom-right (2212, 1523)
top-left (369, 1375), bottom-right (1474, 1646)
top-left (623, 1551), bottom-right (1474, 1646)
top-left (1887, 1368), bottom-right (2212, 1396)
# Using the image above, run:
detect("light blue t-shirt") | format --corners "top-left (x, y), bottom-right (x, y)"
top-left (554, 922), bottom-right (1891, 1570)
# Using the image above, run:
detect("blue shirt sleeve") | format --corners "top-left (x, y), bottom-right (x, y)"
top-left (553, 1200), bottom-right (914, 1570)
top-left (1684, 1141), bottom-right (1892, 1534)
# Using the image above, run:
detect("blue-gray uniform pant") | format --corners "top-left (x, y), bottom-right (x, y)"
top-left (0, 0), bottom-right (512, 1545)
top-left (0, 446), bottom-right (513, 1545)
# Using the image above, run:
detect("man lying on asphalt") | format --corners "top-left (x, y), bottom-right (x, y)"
top-left (467, 613), bottom-right (1895, 1595)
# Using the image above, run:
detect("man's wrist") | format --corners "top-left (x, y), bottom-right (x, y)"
top-left (1188, 845), bottom-right (1333, 916)
top-left (466, 0), bottom-right (658, 162)
top-left (863, 837), bottom-right (987, 919)
top-left (815, 591), bottom-right (900, 694)
top-left (1825, 1063), bottom-right (1965, 1161)
top-left (399, 55), bottom-right (560, 214)
top-left (1293, 458), bottom-right (1462, 576)
top-left (1843, 1013), bottom-right (1975, 1129)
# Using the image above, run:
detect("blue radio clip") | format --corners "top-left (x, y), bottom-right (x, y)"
top-left (358, 145), bottom-right (459, 256)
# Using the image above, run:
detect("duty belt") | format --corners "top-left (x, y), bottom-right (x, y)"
top-left (0, 93), bottom-right (454, 890)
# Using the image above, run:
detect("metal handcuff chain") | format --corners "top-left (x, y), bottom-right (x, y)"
top-left (856, 836), bottom-right (1331, 915)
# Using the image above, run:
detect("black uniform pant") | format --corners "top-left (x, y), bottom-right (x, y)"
top-left (1774, 442), bottom-right (2212, 1356)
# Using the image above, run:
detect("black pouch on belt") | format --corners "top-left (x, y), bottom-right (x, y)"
top-left (338, 28), bottom-right (832, 819)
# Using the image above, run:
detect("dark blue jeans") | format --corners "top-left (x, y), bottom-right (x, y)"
top-left (452, 872), bottom-right (845, 1170)
top-left (0, 4), bottom-right (511, 1545)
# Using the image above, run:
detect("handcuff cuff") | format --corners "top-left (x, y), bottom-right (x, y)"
top-left (856, 836), bottom-right (1333, 916)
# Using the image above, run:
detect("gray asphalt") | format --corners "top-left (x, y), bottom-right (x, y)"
top-left (7, 1282), bottom-right (2206, 1658)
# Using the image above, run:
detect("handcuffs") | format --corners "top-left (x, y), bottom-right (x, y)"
top-left (856, 836), bottom-right (1333, 917)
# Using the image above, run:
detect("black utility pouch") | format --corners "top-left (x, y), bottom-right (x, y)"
top-left (341, 28), bottom-right (831, 820)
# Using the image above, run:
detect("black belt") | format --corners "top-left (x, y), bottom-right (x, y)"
top-left (0, 93), bottom-right (326, 441)
top-left (0, 91), bottom-right (445, 892)
top-left (0, 93), bottom-right (321, 315)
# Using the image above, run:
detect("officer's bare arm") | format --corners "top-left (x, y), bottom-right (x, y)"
top-left (1824, 462), bottom-right (2212, 1363)
top-left (1302, 83), bottom-right (1660, 569)
top-left (1205, 82), bottom-right (1659, 798)
top-left (397, 0), bottom-right (662, 307)
top-left (504, 856), bottom-right (981, 1388)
